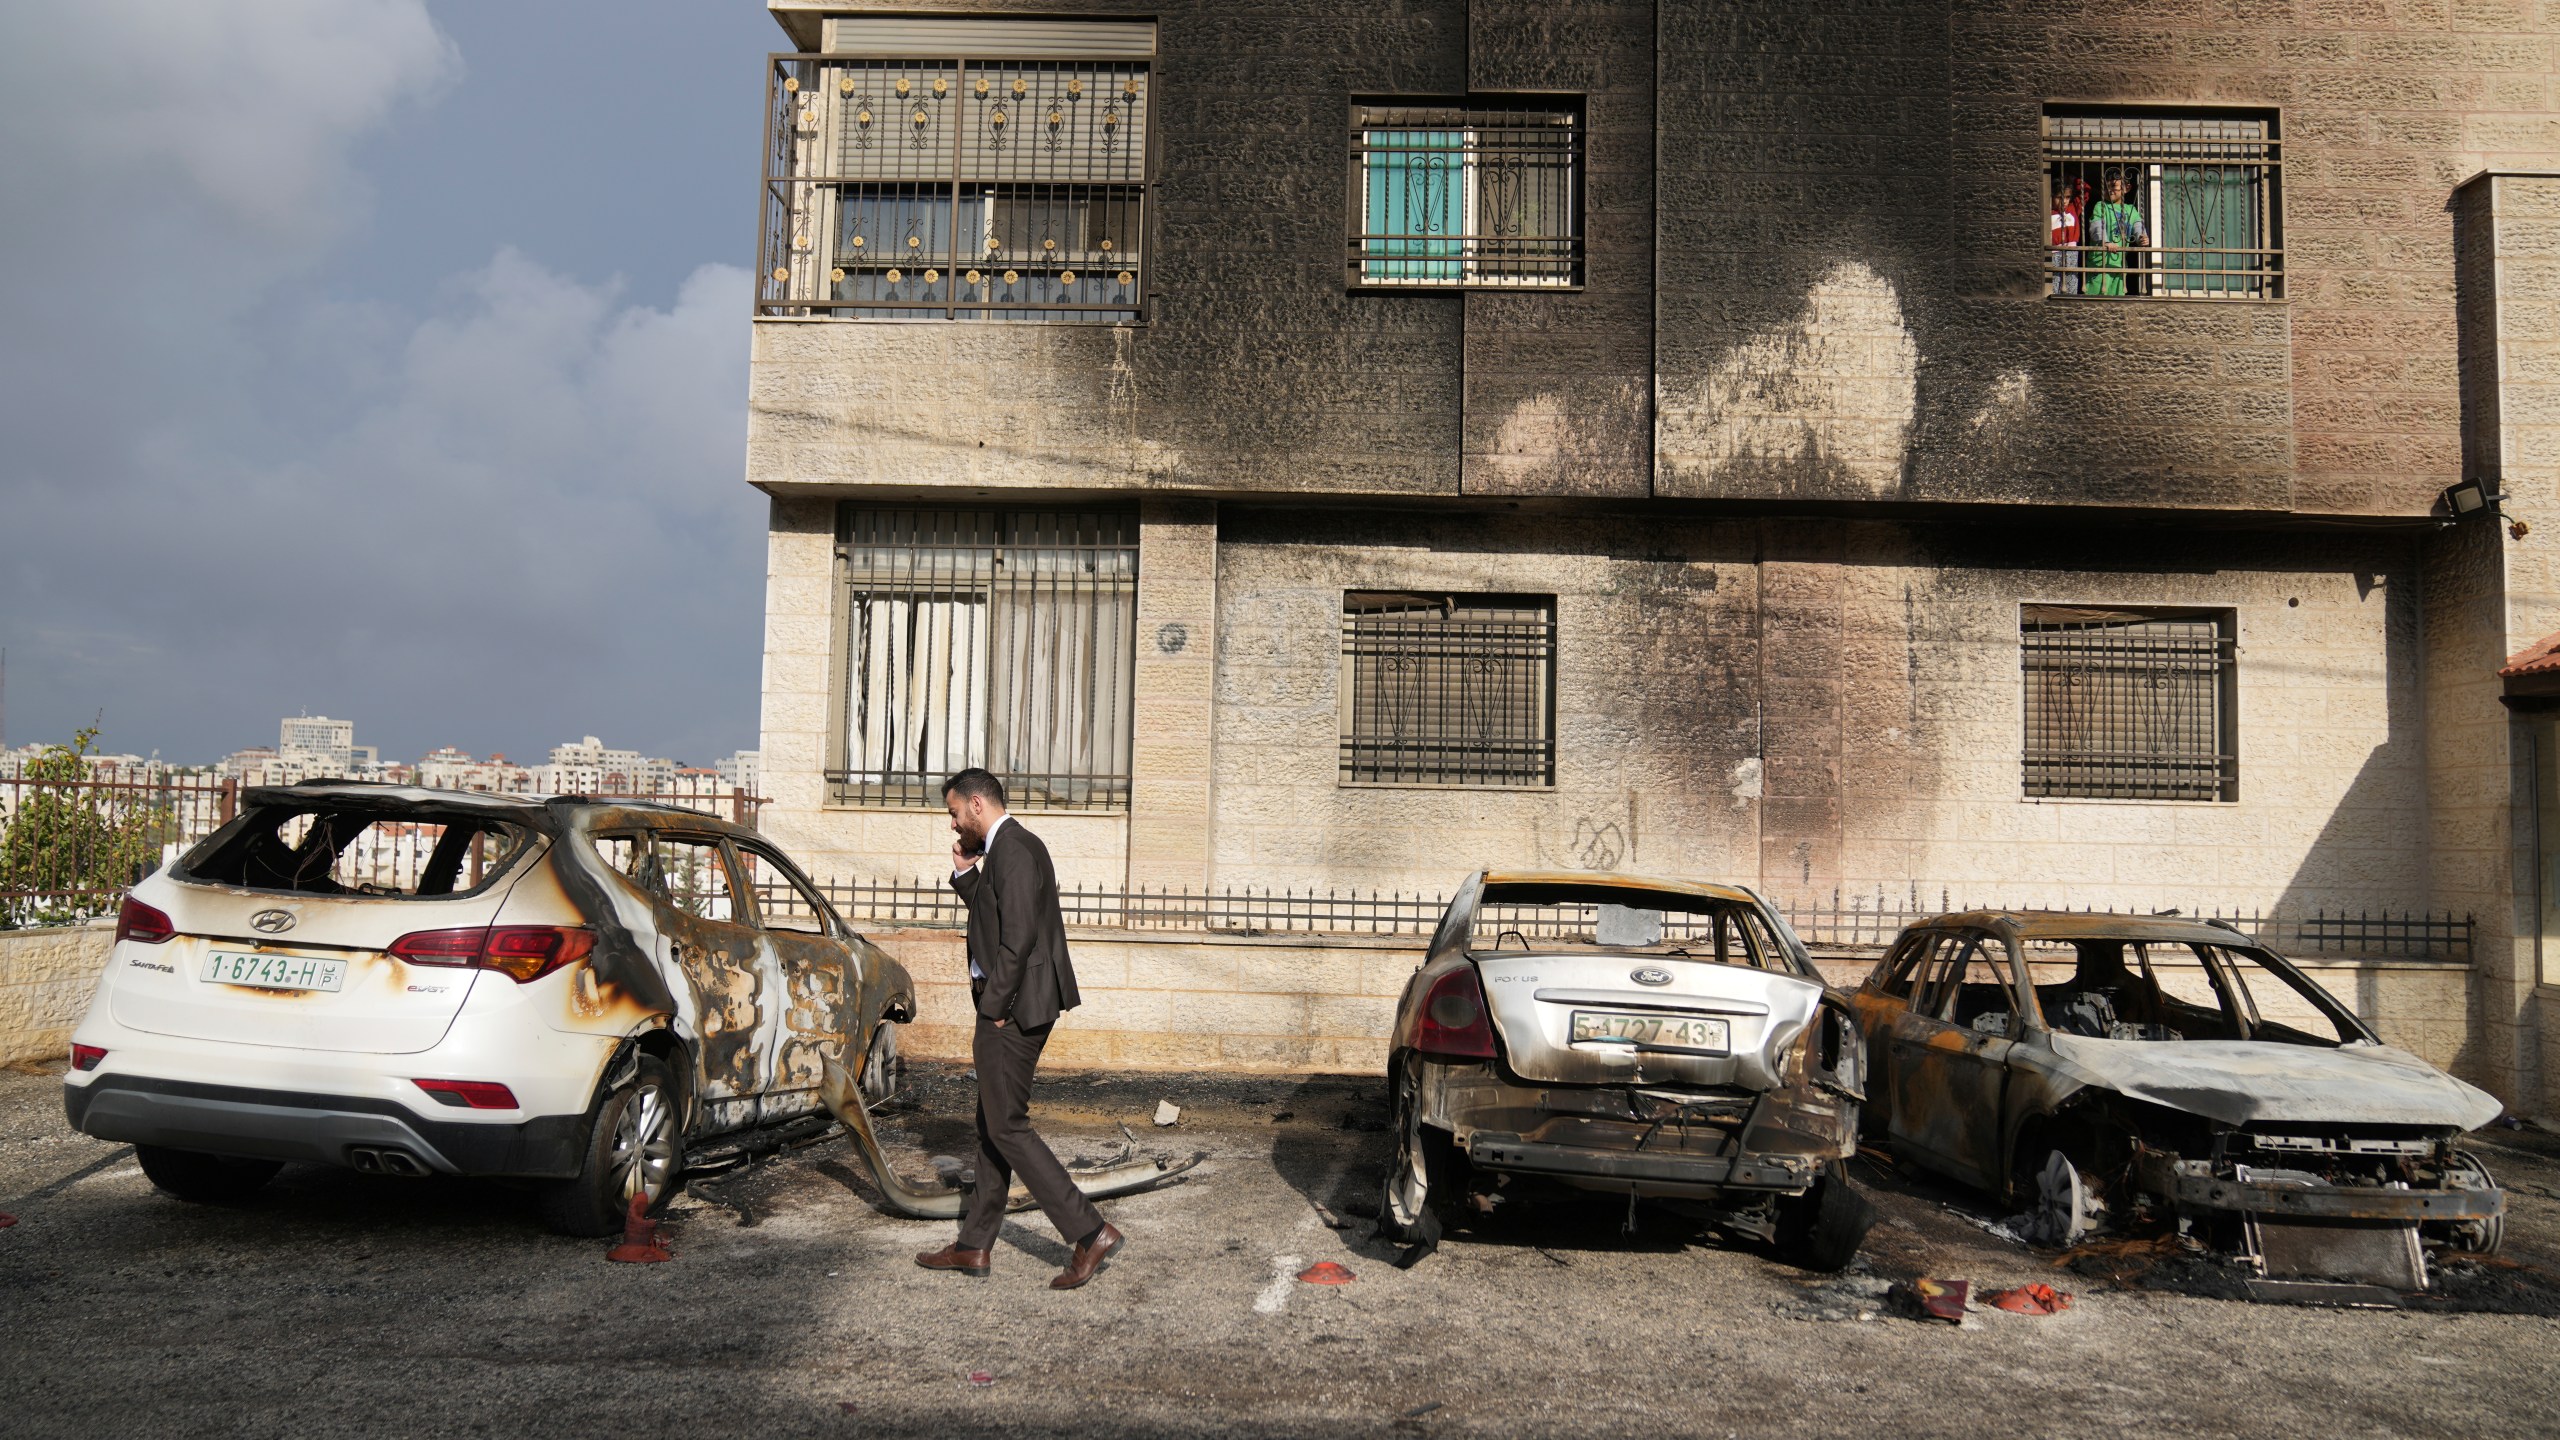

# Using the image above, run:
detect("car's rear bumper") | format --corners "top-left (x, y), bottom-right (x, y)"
top-left (66, 1073), bottom-right (590, 1179)
top-left (1466, 1131), bottom-right (1820, 1195)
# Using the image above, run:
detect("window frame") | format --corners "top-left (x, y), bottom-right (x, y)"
top-left (2020, 602), bottom-right (2239, 804)
top-left (2040, 101), bottom-right (2283, 303)
top-left (758, 48), bottom-right (1157, 323)
top-left (826, 505), bottom-right (1140, 812)
top-left (1346, 95), bottom-right (1586, 292)
top-left (1338, 591), bottom-right (1559, 790)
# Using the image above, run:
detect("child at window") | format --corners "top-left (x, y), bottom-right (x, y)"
top-left (2048, 178), bottom-right (2083, 295)
top-left (2084, 171), bottom-right (2147, 297)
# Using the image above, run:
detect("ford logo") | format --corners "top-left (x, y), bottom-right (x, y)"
top-left (249, 909), bottom-right (297, 935)
top-left (1630, 966), bottom-right (1673, 987)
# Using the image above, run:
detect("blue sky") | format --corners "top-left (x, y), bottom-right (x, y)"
top-left (0, 2), bottom-right (785, 767)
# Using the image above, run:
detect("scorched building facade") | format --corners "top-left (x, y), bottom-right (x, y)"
top-left (744, 0), bottom-right (2560, 1112)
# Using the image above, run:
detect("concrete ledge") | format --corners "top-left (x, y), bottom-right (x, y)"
top-left (0, 921), bottom-right (114, 1067)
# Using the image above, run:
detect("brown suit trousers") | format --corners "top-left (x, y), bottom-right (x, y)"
top-left (955, 998), bottom-right (1104, 1251)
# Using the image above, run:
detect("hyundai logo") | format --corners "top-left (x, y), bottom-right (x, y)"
top-left (249, 909), bottom-right (297, 935)
top-left (1630, 966), bottom-right (1673, 987)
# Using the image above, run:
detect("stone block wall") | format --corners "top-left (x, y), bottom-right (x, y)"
top-left (0, 923), bottom-right (113, 1068)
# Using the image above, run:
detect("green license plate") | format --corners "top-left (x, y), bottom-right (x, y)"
top-left (1570, 1011), bottom-right (1730, 1053)
top-left (203, 951), bottom-right (347, 994)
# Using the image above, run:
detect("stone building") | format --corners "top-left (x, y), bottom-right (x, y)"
top-left (743, 0), bottom-right (2560, 1111)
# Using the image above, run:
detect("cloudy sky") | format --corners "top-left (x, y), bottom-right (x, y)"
top-left (0, 1), bottom-right (782, 767)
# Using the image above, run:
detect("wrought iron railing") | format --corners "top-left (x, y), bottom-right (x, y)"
top-left (1340, 593), bottom-right (1555, 787)
top-left (2043, 108), bottom-right (2281, 300)
top-left (759, 53), bottom-right (1151, 321)
top-left (1347, 102), bottom-right (1583, 289)
top-left (786, 876), bottom-right (2473, 964)
top-left (2022, 606), bottom-right (2237, 802)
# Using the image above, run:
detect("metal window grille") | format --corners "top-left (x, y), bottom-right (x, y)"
top-left (2022, 606), bottom-right (2236, 801)
top-left (1341, 593), bottom-right (1555, 786)
top-left (761, 54), bottom-right (1150, 321)
top-left (831, 507), bottom-right (1137, 809)
top-left (1347, 102), bottom-right (1582, 289)
top-left (2044, 108), bottom-right (2280, 301)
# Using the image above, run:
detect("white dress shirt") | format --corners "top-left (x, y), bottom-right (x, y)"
top-left (956, 812), bottom-right (1010, 980)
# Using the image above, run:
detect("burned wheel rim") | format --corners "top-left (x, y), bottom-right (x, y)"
top-left (1383, 1058), bottom-right (1435, 1237)
top-left (612, 1081), bottom-right (675, 1207)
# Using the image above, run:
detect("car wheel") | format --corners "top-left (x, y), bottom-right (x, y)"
top-left (540, 1053), bottom-right (683, 1238)
top-left (1777, 1163), bottom-right (1875, 1272)
top-left (857, 1020), bottom-right (904, 1109)
top-left (1378, 1053), bottom-right (1463, 1252)
top-left (135, 1144), bottom-right (282, 1204)
top-left (2027, 1149), bottom-right (2103, 1246)
top-left (2439, 1149), bottom-right (2504, 1256)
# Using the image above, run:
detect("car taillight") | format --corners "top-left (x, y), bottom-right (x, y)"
top-left (115, 898), bottom-right (174, 945)
top-left (386, 926), bottom-right (593, 983)
top-left (478, 926), bottom-right (595, 983)
top-left (1414, 965), bottom-right (1497, 1059)
top-left (70, 1044), bottom-right (107, 1072)
top-left (411, 1079), bottom-right (519, 1109)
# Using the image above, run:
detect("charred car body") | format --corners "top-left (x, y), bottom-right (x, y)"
top-left (1380, 873), bottom-right (1872, 1269)
top-left (1850, 911), bottom-right (2505, 1294)
top-left (63, 784), bottom-right (914, 1234)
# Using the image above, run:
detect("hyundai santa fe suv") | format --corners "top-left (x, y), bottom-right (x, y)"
top-left (62, 783), bottom-right (914, 1234)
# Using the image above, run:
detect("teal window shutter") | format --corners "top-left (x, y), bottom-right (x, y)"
top-left (1363, 129), bottom-right (1463, 282)
top-left (2161, 165), bottom-right (2255, 295)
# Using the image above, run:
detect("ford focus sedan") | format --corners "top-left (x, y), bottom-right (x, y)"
top-left (1377, 872), bottom-right (1871, 1269)
top-left (1849, 911), bottom-right (2504, 1294)
top-left (63, 783), bottom-right (913, 1234)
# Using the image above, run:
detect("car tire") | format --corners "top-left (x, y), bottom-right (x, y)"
top-left (1378, 1052), bottom-right (1463, 1252)
top-left (857, 1020), bottom-right (904, 1109)
top-left (1777, 1163), bottom-right (1875, 1272)
top-left (539, 1053), bottom-right (683, 1238)
top-left (135, 1144), bottom-right (283, 1204)
top-left (2438, 1149), bottom-right (2504, 1256)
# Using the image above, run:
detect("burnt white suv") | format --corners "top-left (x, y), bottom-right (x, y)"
top-left (63, 783), bottom-right (912, 1234)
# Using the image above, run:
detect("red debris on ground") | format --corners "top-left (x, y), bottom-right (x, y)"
top-left (1296, 1261), bottom-right (1356, 1285)
top-left (0, 1213), bottom-right (17, 1229)
top-left (967, 1372), bottom-right (996, 1388)
top-left (1985, 1283), bottom-right (2073, 1315)
top-left (1909, 1277), bottom-right (1968, 1322)
top-left (604, 1193), bottom-right (674, 1264)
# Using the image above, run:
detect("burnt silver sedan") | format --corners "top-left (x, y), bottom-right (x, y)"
top-left (1377, 872), bottom-right (1871, 1269)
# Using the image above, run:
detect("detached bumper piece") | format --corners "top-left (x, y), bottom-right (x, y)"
top-left (2165, 1161), bottom-right (2506, 1294)
top-left (66, 1074), bottom-right (589, 1180)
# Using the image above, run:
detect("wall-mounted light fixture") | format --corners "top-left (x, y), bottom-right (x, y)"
top-left (2443, 476), bottom-right (2510, 521)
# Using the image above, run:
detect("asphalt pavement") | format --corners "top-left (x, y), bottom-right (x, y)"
top-left (4, 1058), bottom-right (2559, 1439)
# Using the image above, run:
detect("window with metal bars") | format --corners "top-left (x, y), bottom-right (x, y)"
top-left (761, 52), bottom-right (1150, 320)
top-left (2022, 606), bottom-right (2236, 802)
top-left (2044, 107), bottom-right (2280, 300)
top-left (1341, 594), bottom-right (1556, 786)
top-left (1348, 101), bottom-right (1582, 289)
top-left (831, 508), bottom-right (1137, 809)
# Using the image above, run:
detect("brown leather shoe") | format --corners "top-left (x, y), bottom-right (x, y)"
top-left (915, 1242), bottom-right (992, 1277)
top-left (1050, 1223), bottom-right (1124, 1290)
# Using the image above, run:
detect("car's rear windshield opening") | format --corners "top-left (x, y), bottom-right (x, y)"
top-left (2022, 939), bottom-right (2357, 1046)
top-left (179, 806), bottom-right (534, 899)
top-left (1471, 895), bottom-right (1798, 972)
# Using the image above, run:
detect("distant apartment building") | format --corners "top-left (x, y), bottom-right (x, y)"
top-left (717, 749), bottom-right (761, 796)
top-left (277, 715), bottom-right (355, 776)
top-left (533, 735), bottom-right (675, 794)
top-left (415, 746), bottom-right (533, 794)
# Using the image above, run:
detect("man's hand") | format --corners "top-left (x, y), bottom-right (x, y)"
top-left (952, 839), bottom-right (979, 874)
top-left (992, 1018), bottom-right (1008, 1028)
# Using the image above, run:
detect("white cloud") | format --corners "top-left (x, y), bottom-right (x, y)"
top-left (0, 4), bottom-right (763, 763)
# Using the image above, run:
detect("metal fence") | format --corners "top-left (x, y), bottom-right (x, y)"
top-left (759, 53), bottom-right (1152, 321)
top-left (791, 876), bottom-right (2474, 964)
top-left (0, 772), bottom-right (765, 926)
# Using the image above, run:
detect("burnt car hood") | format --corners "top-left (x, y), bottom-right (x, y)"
top-left (2045, 1036), bottom-right (2502, 1131)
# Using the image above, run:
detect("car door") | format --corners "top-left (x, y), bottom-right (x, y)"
top-left (733, 842), bottom-right (862, 1123)
top-left (1883, 931), bottom-right (2021, 1191)
top-left (595, 830), bottom-right (777, 1134)
top-left (1853, 930), bottom-right (1943, 1127)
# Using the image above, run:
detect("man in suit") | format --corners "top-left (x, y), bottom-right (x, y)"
top-left (914, 768), bottom-right (1125, 1289)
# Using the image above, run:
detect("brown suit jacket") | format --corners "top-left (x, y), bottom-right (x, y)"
top-left (950, 818), bottom-right (1080, 1029)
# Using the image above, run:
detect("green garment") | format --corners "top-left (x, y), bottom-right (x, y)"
top-left (2084, 200), bottom-right (2146, 297)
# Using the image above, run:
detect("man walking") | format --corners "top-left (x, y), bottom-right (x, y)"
top-left (914, 768), bottom-right (1125, 1289)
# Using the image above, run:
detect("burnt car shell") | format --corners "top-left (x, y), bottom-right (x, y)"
top-left (1381, 872), bottom-right (1869, 1267)
top-left (1850, 910), bottom-right (2505, 1291)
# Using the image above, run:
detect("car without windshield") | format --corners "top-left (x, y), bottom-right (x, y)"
top-left (1378, 872), bottom-right (1872, 1269)
top-left (1849, 911), bottom-right (2505, 1295)
top-left (62, 782), bottom-right (913, 1234)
